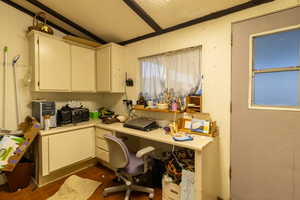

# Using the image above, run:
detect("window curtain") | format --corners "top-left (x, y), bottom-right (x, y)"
top-left (140, 47), bottom-right (201, 99)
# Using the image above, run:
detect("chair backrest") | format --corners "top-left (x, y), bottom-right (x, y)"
top-left (103, 134), bottom-right (129, 169)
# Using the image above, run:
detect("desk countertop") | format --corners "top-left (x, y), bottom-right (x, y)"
top-left (40, 120), bottom-right (213, 151)
top-left (96, 123), bottom-right (213, 151)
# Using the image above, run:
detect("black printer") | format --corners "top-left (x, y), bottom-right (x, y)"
top-left (57, 105), bottom-right (89, 126)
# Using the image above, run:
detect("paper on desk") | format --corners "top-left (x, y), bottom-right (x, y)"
top-left (0, 135), bottom-right (24, 168)
top-left (180, 169), bottom-right (195, 200)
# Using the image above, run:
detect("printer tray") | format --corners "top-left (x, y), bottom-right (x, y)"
top-left (124, 118), bottom-right (159, 132)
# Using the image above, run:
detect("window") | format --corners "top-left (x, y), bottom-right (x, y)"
top-left (139, 47), bottom-right (201, 99)
top-left (250, 26), bottom-right (300, 110)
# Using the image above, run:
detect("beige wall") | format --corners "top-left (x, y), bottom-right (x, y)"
top-left (0, 2), bottom-right (102, 130)
top-left (112, 1), bottom-right (298, 199)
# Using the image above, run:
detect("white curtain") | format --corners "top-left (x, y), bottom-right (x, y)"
top-left (140, 47), bottom-right (201, 98)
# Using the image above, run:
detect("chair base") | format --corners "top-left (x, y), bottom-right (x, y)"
top-left (103, 184), bottom-right (154, 200)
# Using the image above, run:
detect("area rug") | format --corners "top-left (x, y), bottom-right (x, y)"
top-left (48, 175), bottom-right (101, 200)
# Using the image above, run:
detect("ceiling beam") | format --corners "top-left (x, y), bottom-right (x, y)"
top-left (25, 0), bottom-right (107, 44)
top-left (1, 0), bottom-right (76, 36)
top-left (122, 0), bottom-right (162, 32)
top-left (119, 0), bottom-right (274, 45)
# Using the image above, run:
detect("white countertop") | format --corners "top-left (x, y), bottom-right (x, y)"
top-left (40, 120), bottom-right (213, 151)
top-left (39, 120), bottom-right (99, 136)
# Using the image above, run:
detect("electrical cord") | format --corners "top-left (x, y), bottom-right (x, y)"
top-left (171, 145), bottom-right (184, 169)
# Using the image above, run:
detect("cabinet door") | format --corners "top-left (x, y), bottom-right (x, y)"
top-left (96, 47), bottom-right (111, 92)
top-left (111, 44), bottom-right (124, 93)
top-left (38, 35), bottom-right (71, 91)
top-left (71, 45), bottom-right (96, 92)
top-left (48, 127), bottom-right (95, 172)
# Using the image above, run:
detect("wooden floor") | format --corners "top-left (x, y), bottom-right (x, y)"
top-left (0, 165), bottom-right (162, 200)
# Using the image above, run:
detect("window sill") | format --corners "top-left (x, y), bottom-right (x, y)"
top-left (248, 105), bottom-right (300, 112)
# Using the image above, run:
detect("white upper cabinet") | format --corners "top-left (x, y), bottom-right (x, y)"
top-left (71, 45), bottom-right (96, 92)
top-left (96, 43), bottom-right (124, 93)
top-left (29, 31), bottom-right (71, 92)
top-left (28, 32), bottom-right (124, 93)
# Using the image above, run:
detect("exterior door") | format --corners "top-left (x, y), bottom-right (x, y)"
top-left (231, 6), bottom-right (300, 200)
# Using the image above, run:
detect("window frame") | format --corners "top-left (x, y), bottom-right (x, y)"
top-left (248, 24), bottom-right (300, 111)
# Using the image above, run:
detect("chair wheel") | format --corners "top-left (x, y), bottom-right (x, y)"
top-left (103, 191), bottom-right (108, 197)
top-left (149, 193), bottom-right (154, 199)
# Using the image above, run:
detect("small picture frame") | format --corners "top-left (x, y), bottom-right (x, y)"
top-left (177, 118), bottom-right (192, 132)
top-left (190, 119), bottom-right (210, 133)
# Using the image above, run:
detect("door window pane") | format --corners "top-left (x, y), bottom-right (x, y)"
top-left (254, 28), bottom-right (300, 70)
top-left (253, 71), bottom-right (299, 106)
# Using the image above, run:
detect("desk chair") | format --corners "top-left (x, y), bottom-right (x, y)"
top-left (103, 134), bottom-right (155, 200)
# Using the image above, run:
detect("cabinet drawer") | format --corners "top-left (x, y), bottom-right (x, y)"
top-left (96, 147), bottom-right (109, 163)
top-left (162, 176), bottom-right (181, 200)
top-left (95, 128), bottom-right (112, 138)
top-left (96, 137), bottom-right (109, 151)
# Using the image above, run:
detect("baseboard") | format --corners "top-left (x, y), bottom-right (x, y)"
top-left (37, 158), bottom-right (98, 187)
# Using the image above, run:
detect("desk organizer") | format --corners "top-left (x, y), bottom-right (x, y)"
top-left (177, 113), bottom-right (218, 137)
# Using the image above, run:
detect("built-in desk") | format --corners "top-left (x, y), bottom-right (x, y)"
top-left (95, 122), bottom-right (217, 200)
top-left (38, 121), bottom-right (218, 200)
top-left (96, 122), bottom-right (213, 151)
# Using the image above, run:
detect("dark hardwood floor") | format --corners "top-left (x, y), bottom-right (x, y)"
top-left (0, 165), bottom-right (162, 200)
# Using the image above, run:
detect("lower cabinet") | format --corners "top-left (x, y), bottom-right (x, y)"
top-left (95, 147), bottom-right (109, 163)
top-left (40, 127), bottom-right (95, 176)
top-left (40, 126), bottom-right (115, 177)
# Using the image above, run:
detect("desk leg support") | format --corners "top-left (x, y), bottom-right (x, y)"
top-left (195, 150), bottom-right (203, 200)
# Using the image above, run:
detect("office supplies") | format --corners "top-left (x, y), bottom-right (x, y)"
top-left (173, 135), bottom-right (193, 141)
top-left (124, 117), bottom-right (159, 131)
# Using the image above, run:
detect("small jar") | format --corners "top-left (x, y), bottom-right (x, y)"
top-left (44, 115), bottom-right (51, 130)
top-left (171, 102), bottom-right (178, 111)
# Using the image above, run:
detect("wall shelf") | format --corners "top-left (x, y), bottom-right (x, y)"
top-left (133, 105), bottom-right (182, 113)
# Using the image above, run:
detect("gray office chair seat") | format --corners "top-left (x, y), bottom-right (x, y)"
top-left (121, 152), bottom-right (144, 175)
top-left (103, 134), bottom-right (155, 200)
